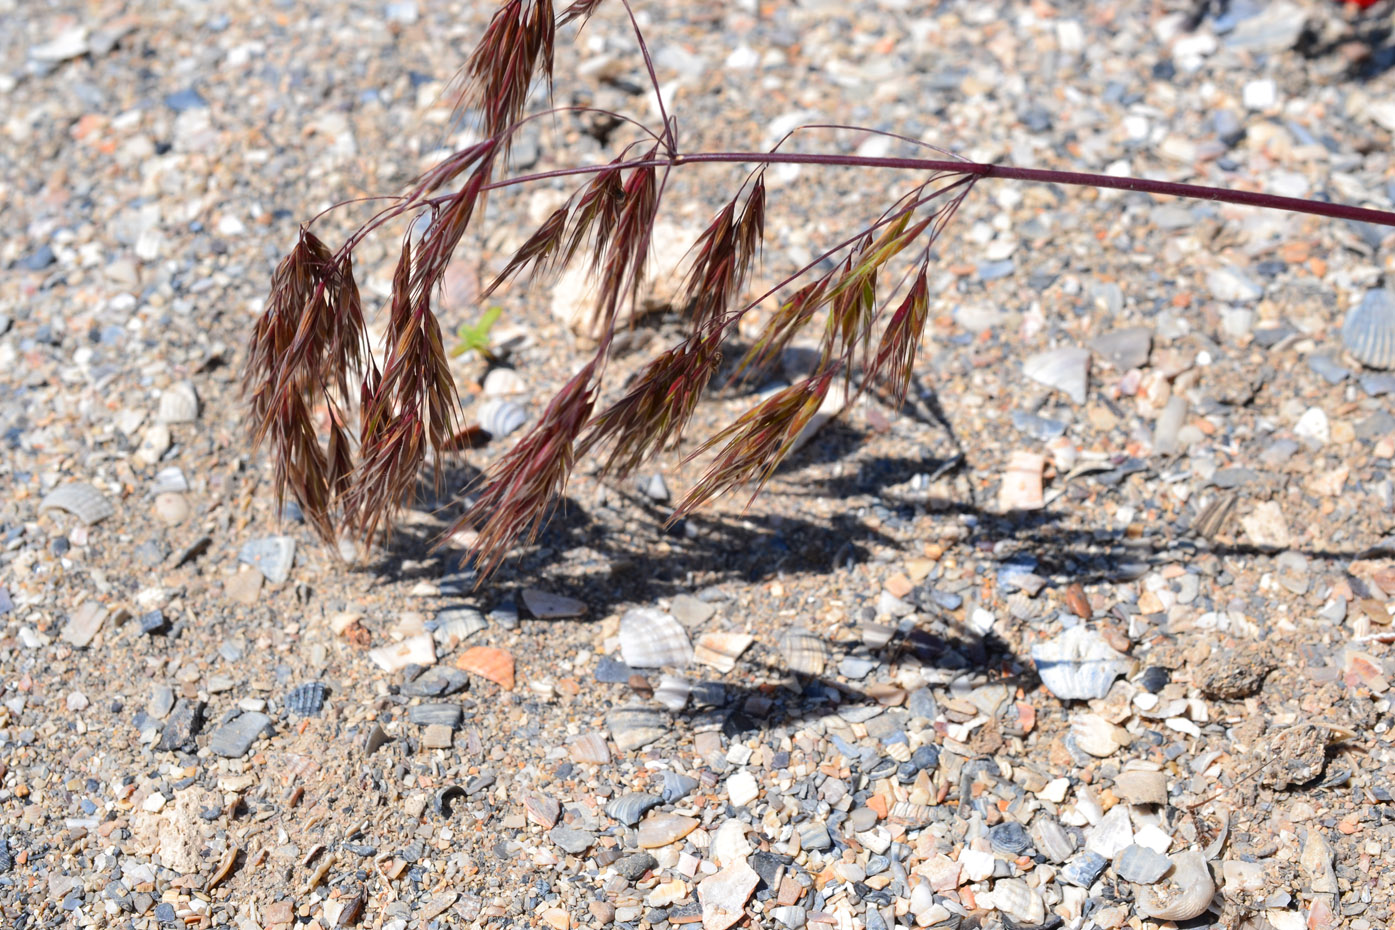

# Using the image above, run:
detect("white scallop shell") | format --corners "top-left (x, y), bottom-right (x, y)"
top-left (619, 608), bottom-right (693, 668)
top-left (157, 381), bottom-right (199, 424)
top-left (478, 398), bottom-right (526, 438)
top-left (1133, 850), bottom-right (1216, 921)
top-left (39, 482), bottom-right (115, 526)
top-left (1342, 288), bottom-right (1395, 370)
top-left (779, 627), bottom-right (828, 676)
top-left (1032, 626), bottom-right (1134, 701)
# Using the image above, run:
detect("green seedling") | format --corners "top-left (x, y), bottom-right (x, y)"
top-left (451, 306), bottom-right (503, 362)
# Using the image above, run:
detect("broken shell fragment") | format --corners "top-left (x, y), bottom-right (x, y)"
top-left (1133, 850), bottom-right (1216, 921)
top-left (39, 482), bottom-right (116, 526)
top-left (157, 380), bottom-right (200, 423)
top-left (1032, 626), bottom-right (1134, 701)
top-left (778, 627), bottom-right (828, 676)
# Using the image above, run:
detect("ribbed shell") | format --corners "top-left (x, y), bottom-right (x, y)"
top-left (778, 627), bottom-right (828, 676)
top-left (478, 398), bottom-right (527, 438)
top-left (39, 482), bottom-right (115, 526)
top-left (285, 682), bottom-right (327, 716)
top-left (619, 608), bottom-right (693, 668)
top-left (605, 792), bottom-right (661, 826)
top-left (1342, 288), bottom-right (1395, 370)
top-left (1031, 625), bottom-right (1133, 701)
top-left (607, 704), bottom-right (666, 751)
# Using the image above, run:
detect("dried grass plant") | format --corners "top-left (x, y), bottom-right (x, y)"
top-left (243, 0), bottom-right (1395, 579)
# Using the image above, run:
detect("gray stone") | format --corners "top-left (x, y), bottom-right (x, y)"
top-left (208, 712), bottom-right (273, 758)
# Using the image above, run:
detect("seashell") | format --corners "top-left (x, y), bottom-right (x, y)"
top-left (1071, 712), bottom-right (1126, 758)
top-left (1114, 844), bottom-right (1172, 884)
top-left (368, 634), bottom-right (435, 673)
top-left (482, 366), bottom-right (526, 396)
top-left (285, 682), bottom-right (327, 716)
top-left (605, 792), bottom-right (661, 826)
top-left (725, 771), bottom-right (759, 808)
top-left (987, 877), bottom-right (1045, 927)
top-left (238, 535), bottom-right (296, 584)
top-left (693, 631), bottom-right (753, 673)
top-left (1113, 769), bottom-right (1168, 806)
top-left (150, 466), bottom-right (188, 495)
top-left (157, 380), bottom-right (200, 424)
top-left (797, 821), bottom-right (832, 851)
top-left (889, 801), bottom-right (934, 828)
top-left (860, 621), bottom-right (894, 649)
top-left (39, 482), bottom-right (115, 526)
top-left (711, 819), bottom-right (752, 867)
top-left (637, 812), bottom-right (699, 848)
top-left (454, 645), bottom-right (515, 690)
top-left (1059, 850), bottom-right (1108, 888)
top-left (362, 723), bottom-right (390, 754)
top-left (568, 732), bottom-right (611, 764)
top-left (1085, 805), bottom-right (1135, 859)
top-left (607, 704), bottom-right (667, 752)
top-left (689, 680), bottom-right (728, 709)
top-left (989, 821), bottom-right (1033, 856)
top-left (408, 703), bottom-right (463, 728)
top-left (434, 785), bottom-right (467, 818)
top-left (653, 674), bottom-right (691, 711)
top-left (1031, 626), bottom-right (1134, 701)
top-left (619, 608), bottom-right (693, 668)
top-left (659, 770), bottom-right (698, 803)
top-left (207, 846), bottom-right (239, 891)
top-left (1031, 816), bottom-right (1077, 863)
top-left (478, 398), bottom-right (527, 438)
top-left (523, 794), bottom-right (561, 829)
top-left (432, 607), bottom-right (487, 648)
top-left (1023, 345), bottom-right (1090, 404)
top-left (1342, 288), bottom-right (1395, 370)
top-left (1133, 850), bottom-right (1216, 921)
top-left (778, 627), bottom-right (828, 676)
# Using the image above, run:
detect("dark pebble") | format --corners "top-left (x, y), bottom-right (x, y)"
top-left (613, 852), bottom-right (658, 882)
top-left (155, 902), bottom-right (177, 924)
top-left (156, 698), bottom-right (206, 752)
top-left (400, 666), bottom-right (469, 697)
top-left (17, 244), bottom-right (56, 271)
top-left (138, 610), bottom-right (170, 635)
top-left (343, 843), bottom-right (377, 857)
top-left (1137, 666), bottom-right (1169, 693)
top-left (408, 703), bottom-right (463, 728)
